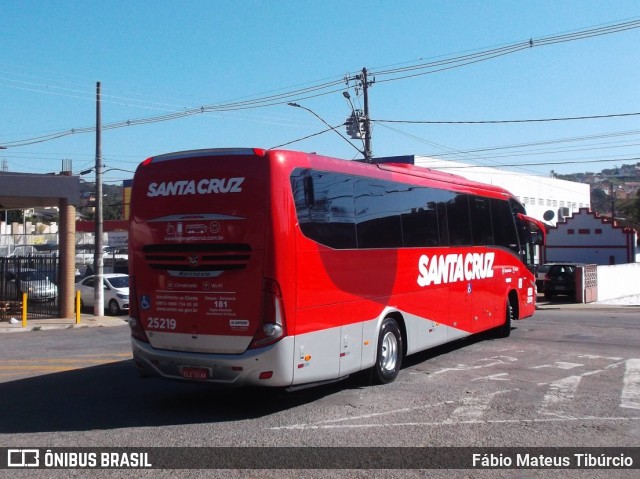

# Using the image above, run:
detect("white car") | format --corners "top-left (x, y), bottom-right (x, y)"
top-left (75, 274), bottom-right (129, 315)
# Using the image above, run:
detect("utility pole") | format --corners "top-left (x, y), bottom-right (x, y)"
top-left (94, 81), bottom-right (104, 316)
top-left (360, 68), bottom-right (373, 163)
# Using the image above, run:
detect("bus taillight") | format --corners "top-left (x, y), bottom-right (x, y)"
top-left (128, 276), bottom-right (149, 343)
top-left (249, 278), bottom-right (286, 349)
top-left (129, 316), bottom-right (149, 343)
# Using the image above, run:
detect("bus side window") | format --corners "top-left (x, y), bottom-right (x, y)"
top-left (291, 169), bottom-right (357, 249)
top-left (446, 194), bottom-right (472, 246)
top-left (304, 175), bottom-right (315, 207)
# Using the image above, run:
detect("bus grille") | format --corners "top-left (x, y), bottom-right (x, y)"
top-left (142, 243), bottom-right (252, 271)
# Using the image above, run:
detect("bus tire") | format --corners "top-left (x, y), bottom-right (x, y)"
top-left (496, 300), bottom-right (513, 338)
top-left (373, 316), bottom-right (403, 384)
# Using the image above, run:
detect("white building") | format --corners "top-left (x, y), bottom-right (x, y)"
top-left (374, 156), bottom-right (591, 227)
top-left (544, 208), bottom-right (639, 265)
top-left (412, 157), bottom-right (591, 226)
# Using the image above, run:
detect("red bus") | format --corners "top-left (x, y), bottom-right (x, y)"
top-left (129, 148), bottom-right (544, 388)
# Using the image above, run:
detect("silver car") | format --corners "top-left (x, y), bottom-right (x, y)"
top-left (4, 268), bottom-right (58, 302)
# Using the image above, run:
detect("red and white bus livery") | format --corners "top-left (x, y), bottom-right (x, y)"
top-left (129, 148), bottom-right (544, 387)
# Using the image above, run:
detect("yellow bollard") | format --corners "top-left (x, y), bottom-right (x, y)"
top-left (21, 292), bottom-right (27, 328)
top-left (76, 291), bottom-right (81, 324)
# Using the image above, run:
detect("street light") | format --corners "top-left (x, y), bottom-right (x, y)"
top-left (342, 92), bottom-right (367, 151)
top-left (287, 102), bottom-right (364, 157)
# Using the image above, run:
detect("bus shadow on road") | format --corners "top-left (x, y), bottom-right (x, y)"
top-left (0, 327), bottom-right (516, 435)
top-left (0, 360), bottom-right (347, 434)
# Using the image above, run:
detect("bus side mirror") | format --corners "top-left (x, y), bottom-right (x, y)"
top-left (534, 231), bottom-right (544, 246)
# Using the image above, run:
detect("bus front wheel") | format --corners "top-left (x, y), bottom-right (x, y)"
top-left (495, 300), bottom-right (513, 338)
top-left (373, 317), bottom-right (403, 384)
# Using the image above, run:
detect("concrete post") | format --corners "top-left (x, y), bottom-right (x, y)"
top-left (59, 199), bottom-right (76, 318)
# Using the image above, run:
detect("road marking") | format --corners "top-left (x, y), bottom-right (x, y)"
top-left (470, 373), bottom-right (510, 382)
top-left (270, 359), bottom-right (640, 431)
top-left (578, 354), bottom-right (623, 361)
top-left (0, 354), bottom-right (132, 378)
top-left (532, 362), bottom-right (583, 370)
top-left (537, 360), bottom-right (627, 416)
top-left (621, 358), bottom-right (640, 410)
top-left (539, 375), bottom-right (581, 417)
top-left (270, 398), bottom-right (459, 430)
top-left (270, 416), bottom-right (640, 431)
top-left (432, 356), bottom-right (517, 375)
top-left (444, 390), bottom-right (512, 423)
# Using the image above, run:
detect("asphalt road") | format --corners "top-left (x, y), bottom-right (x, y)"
top-left (0, 308), bottom-right (638, 478)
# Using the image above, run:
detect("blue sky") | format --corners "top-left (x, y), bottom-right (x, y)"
top-left (1, 1), bottom-right (639, 185)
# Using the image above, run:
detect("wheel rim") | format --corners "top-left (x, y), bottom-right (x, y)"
top-left (109, 300), bottom-right (118, 315)
top-left (380, 330), bottom-right (398, 372)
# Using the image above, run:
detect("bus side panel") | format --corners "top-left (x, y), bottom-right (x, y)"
top-left (396, 289), bottom-right (450, 354)
top-left (292, 304), bottom-right (342, 384)
top-left (340, 316), bottom-right (370, 376)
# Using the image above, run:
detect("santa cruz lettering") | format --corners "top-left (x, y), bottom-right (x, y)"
top-left (417, 252), bottom-right (495, 287)
top-left (147, 177), bottom-right (245, 197)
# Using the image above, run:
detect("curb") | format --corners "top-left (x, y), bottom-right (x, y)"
top-left (0, 316), bottom-right (128, 333)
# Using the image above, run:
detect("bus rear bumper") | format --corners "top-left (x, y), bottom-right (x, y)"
top-left (131, 336), bottom-right (295, 387)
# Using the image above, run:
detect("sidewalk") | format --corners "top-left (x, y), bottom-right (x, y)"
top-left (1, 293), bottom-right (638, 333)
top-left (0, 313), bottom-right (128, 333)
top-left (536, 293), bottom-right (640, 310)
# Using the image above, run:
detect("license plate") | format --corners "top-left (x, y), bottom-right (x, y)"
top-left (181, 366), bottom-right (209, 380)
top-left (556, 285), bottom-right (565, 291)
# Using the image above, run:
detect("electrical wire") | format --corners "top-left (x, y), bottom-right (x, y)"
top-left (371, 19), bottom-right (640, 82)
top-left (373, 112), bottom-right (640, 125)
top-left (2, 18), bottom-right (639, 149)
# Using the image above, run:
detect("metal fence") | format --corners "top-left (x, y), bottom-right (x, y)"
top-left (0, 256), bottom-right (60, 319)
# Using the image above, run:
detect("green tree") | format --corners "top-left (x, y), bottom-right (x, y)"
top-left (590, 188), bottom-right (610, 215)
top-left (617, 190), bottom-right (640, 225)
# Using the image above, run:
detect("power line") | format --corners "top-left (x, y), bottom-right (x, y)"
top-left (373, 112), bottom-right (640, 125)
top-left (270, 126), bottom-right (338, 150)
top-left (424, 129), bottom-right (640, 157)
top-left (371, 18), bottom-right (640, 82)
top-left (1, 18), bottom-right (638, 150)
top-left (425, 156), bottom-right (640, 169)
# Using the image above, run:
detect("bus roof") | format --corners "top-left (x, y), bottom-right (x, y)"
top-left (138, 147), bottom-right (518, 201)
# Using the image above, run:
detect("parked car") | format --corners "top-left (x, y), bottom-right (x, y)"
top-left (543, 264), bottom-right (577, 299)
top-left (535, 263), bottom-right (561, 292)
top-left (3, 268), bottom-right (58, 302)
top-left (75, 273), bottom-right (129, 315)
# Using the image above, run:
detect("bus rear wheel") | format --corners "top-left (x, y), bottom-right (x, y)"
top-left (373, 317), bottom-right (403, 384)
